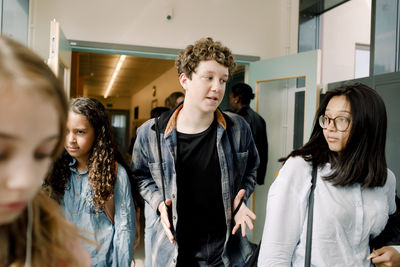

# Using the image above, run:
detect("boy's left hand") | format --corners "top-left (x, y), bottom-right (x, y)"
top-left (232, 189), bottom-right (256, 237)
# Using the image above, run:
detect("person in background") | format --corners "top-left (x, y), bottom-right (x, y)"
top-left (0, 36), bottom-right (90, 267)
top-left (45, 97), bottom-right (136, 266)
top-left (258, 83), bottom-right (396, 266)
top-left (229, 82), bottom-right (268, 185)
top-left (165, 91), bottom-right (185, 109)
top-left (132, 37), bottom-right (259, 266)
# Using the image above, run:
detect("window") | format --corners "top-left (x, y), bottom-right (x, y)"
top-left (355, 44), bottom-right (370, 79)
top-left (374, 0), bottom-right (398, 75)
top-left (1, 0), bottom-right (29, 45)
top-left (111, 114), bottom-right (126, 128)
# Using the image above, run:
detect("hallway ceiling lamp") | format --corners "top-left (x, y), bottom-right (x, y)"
top-left (104, 55), bottom-right (126, 98)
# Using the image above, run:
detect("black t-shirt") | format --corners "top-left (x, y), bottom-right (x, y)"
top-left (176, 118), bottom-right (226, 265)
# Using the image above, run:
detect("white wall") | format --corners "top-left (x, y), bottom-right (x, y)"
top-left (30, 0), bottom-right (299, 61)
top-left (129, 66), bottom-right (182, 139)
top-left (0, 0), bottom-right (3, 33)
top-left (92, 95), bottom-right (132, 110)
top-left (28, 0), bottom-right (302, 143)
top-left (131, 66), bottom-right (181, 121)
top-left (321, 0), bottom-right (371, 85)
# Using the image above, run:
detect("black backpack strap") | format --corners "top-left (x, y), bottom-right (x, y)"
top-left (305, 164), bottom-right (318, 267)
top-left (154, 117), bottom-right (175, 235)
top-left (154, 117), bottom-right (167, 204)
top-left (226, 125), bottom-right (241, 194)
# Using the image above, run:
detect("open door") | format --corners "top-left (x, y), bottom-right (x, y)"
top-left (47, 19), bottom-right (72, 99)
top-left (248, 50), bottom-right (321, 243)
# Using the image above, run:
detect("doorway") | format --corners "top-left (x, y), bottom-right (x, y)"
top-left (108, 109), bottom-right (130, 154)
top-left (255, 76), bottom-right (305, 192)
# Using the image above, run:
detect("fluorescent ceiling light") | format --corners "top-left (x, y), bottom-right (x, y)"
top-left (104, 55), bottom-right (126, 98)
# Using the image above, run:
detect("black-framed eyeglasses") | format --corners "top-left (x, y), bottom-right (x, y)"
top-left (319, 115), bottom-right (351, 132)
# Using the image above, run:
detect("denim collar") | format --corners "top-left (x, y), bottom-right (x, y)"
top-left (155, 103), bottom-right (229, 137)
top-left (68, 158), bottom-right (89, 175)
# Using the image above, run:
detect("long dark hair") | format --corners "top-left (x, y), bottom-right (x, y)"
top-left (45, 97), bottom-right (133, 212)
top-left (282, 83), bottom-right (387, 188)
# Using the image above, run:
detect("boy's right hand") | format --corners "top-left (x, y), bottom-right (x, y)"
top-left (158, 199), bottom-right (175, 244)
top-left (369, 246), bottom-right (400, 267)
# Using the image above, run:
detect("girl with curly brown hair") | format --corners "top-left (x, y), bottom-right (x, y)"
top-left (45, 97), bottom-right (136, 266)
top-left (0, 36), bottom-right (90, 267)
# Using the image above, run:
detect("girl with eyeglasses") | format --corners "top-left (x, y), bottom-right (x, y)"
top-left (258, 83), bottom-right (396, 266)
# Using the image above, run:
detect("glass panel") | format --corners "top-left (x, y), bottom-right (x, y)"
top-left (1, 0), bottom-right (29, 45)
top-left (375, 82), bottom-right (400, 195)
top-left (293, 91), bottom-right (305, 149)
top-left (0, 0), bottom-right (3, 32)
top-left (355, 44), bottom-right (370, 79)
top-left (112, 114), bottom-right (126, 128)
top-left (298, 15), bottom-right (320, 52)
top-left (300, 0), bottom-right (350, 15)
top-left (321, 0), bottom-right (371, 84)
top-left (374, 0), bottom-right (397, 75)
top-left (110, 112), bottom-right (129, 153)
top-left (297, 76), bottom-right (306, 88)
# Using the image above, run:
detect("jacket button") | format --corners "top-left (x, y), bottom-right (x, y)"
top-left (173, 258), bottom-right (176, 263)
top-left (172, 194), bottom-right (175, 198)
top-left (173, 216), bottom-right (176, 220)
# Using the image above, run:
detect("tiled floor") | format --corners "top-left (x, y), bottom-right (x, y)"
top-left (132, 207), bottom-right (145, 267)
top-left (133, 242), bottom-right (144, 267)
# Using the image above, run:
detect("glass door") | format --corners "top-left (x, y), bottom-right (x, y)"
top-left (248, 50), bottom-right (321, 242)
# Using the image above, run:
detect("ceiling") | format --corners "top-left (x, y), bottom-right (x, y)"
top-left (77, 52), bottom-right (176, 98)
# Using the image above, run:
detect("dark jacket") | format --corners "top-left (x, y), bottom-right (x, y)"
top-left (131, 104), bottom-right (259, 266)
top-left (236, 106), bottom-right (268, 185)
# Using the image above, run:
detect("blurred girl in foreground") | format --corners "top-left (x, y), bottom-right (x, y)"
top-left (0, 36), bottom-right (90, 267)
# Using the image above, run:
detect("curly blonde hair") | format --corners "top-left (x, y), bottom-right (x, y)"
top-left (0, 192), bottom-right (89, 267)
top-left (175, 37), bottom-right (236, 79)
top-left (0, 36), bottom-right (85, 266)
top-left (45, 98), bottom-right (124, 213)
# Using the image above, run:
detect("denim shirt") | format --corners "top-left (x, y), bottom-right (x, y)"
top-left (61, 159), bottom-right (136, 267)
top-left (131, 105), bottom-right (259, 267)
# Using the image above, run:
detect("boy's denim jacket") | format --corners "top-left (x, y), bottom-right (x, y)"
top-left (131, 104), bottom-right (259, 266)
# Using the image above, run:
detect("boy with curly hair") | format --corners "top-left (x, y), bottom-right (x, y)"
top-left (132, 37), bottom-right (259, 266)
